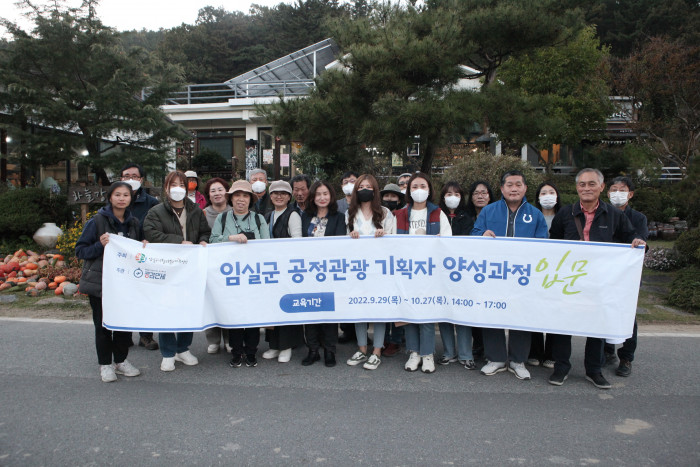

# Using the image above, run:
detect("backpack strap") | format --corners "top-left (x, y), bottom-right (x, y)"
top-left (573, 205), bottom-right (584, 241)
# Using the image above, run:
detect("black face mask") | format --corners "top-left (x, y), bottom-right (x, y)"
top-left (357, 189), bottom-right (374, 203)
top-left (382, 200), bottom-right (399, 211)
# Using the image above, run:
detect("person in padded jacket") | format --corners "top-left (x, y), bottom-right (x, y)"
top-left (143, 170), bottom-right (211, 373)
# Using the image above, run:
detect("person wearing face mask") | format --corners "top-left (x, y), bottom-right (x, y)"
top-left (394, 172), bottom-right (452, 374)
top-left (184, 170), bottom-right (206, 209)
top-left (202, 178), bottom-right (233, 354)
top-left (336, 171), bottom-right (358, 215)
top-left (527, 182), bottom-right (562, 369)
top-left (397, 173), bottom-right (412, 195)
top-left (143, 171), bottom-right (211, 372)
top-left (119, 163), bottom-right (160, 350)
top-left (344, 174), bottom-right (396, 370)
top-left (249, 168), bottom-right (274, 216)
top-left (603, 176), bottom-right (648, 377)
top-left (380, 183), bottom-right (405, 213)
top-left (437, 181), bottom-right (476, 370)
top-left (300, 181), bottom-right (347, 367)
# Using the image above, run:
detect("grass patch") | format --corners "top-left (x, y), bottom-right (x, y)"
top-left (647, 239), bottom-right (676, 249)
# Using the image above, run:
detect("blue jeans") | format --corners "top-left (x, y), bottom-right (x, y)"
top-left (438, 323), bottom-right (473, 361)
top-left (355, 322), bottom-right (386, 350)
top-left (159, 332), bottom-right (193, 358)
top-left (404, 323), bottom-right (435, 356)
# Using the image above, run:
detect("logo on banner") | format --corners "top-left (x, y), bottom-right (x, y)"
top-left (133, 267), bottom-right (166, 280)
top-left (135, 253), bottom-right (147, 263)
top-left (134, 268), bottom-right (144, 278)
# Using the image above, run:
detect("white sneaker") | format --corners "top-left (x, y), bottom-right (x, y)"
top-left (480, 361), bottom-right (507, 375)
top-left (363, 354), bottom-right (381, 370)
top-left (225, 344), bottom-right (232, 353)
top-left (160, 357), bottom-right (175, 372)
top-left (262, 349), bottom-right (280, 360)
top-left (543, 359), bottom-right (555, 369)
top-left (114, 360), bottom-right (140, 377)
top-left (526, 358), bottom-right (540, 366)
top-left (405, 351), bottom-right (421, 372)
top-left (207, 344), bottom-right (220, 354)
top-left (508, 361), bottom-right (531, 380)
top-left (174, 351), bottom-right (198, 366)
top-left (100, 364), bottom-right (117, 382)
top-left (421, 355), bottom-right (436, 373)
top-left (277, 348), bottom-right (292, 363)
top-left (347, 351), bottom-right (368, 366)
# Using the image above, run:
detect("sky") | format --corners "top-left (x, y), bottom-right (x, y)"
top-left (3, 0), bottom-right (292, 33)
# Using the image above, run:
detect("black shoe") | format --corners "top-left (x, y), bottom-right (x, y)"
top-left (615, 359), bottom-right (632, 377)
top-left (245, 354), bottom-right (258, 367)
top-left (301, 350), bottom-right (320, 366)
top-left (548, 370), bottom-right (569, 386)
top-left (604, 352), bottom-right (618, 366)
top-left (324, 350), bottom-right (336, 367)
top-left (472, 347), bottom-right (484, 360)
top-left (138, 336), bottom-right (159, 350)
top-left (586, 373), bottom-right (611, 389)
top-left (338, 333), bottom-right (354, 344)
top-left (229, 354), bottom-right (243, 368)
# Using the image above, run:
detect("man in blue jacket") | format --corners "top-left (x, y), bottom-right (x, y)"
top-left (471, 170), bottom-right (548, 380)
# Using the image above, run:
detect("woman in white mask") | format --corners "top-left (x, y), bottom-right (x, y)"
top-left (436, 181), bottom-right (476, 370)
top-left (528, 181), bottom-right (562, 369)
top-left (393, 172), bottom-right (451, 374)
top-left (143, 171), bottom-right (211, 372)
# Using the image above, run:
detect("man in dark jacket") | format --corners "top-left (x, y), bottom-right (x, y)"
top-left (120, 163), bottom-right (160, 350)
top-left (548, 168), bottom-right (646, 389)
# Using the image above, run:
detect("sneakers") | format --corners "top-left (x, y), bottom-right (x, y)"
top-left (615, 359), bottom-right (632, 377)
top-left (160, 357), bottom-right (175, 372)
top-left (100, 364), bottom-right (117, 382)
top-left (278, 348), bottom-right (292, 363)
top-left (363, 354), bottom-right (381, 370)
top-left (405, 351), bottom-right (421, 372)
top-left (480, 361), bottom-right (507, 376)
top-left (382, 342), bottom-right (401, 357)
top-left (229, 354), bottom-right (243, 368)
top-left (526, 358), bottom-right (540, 366)
top-left (114, 360), bottom-right (140, 377)
top-left (347, 351), bottom-right (368, 366)
top-left (138, 336), bottom-right (159, 350)
top-left (245, 354), bottom-right (258, 367)
top-left (604, 352), bottom-right (618, 366)
top-left (548, 370), bottom-right (568, 386)
top-left (543, 360), bottom-right (555, 369)
top-left (207, 344), bottom-right (220, 354)
top-left (437, 355), bottom-right (458, 365)
top-left (262, 349), bottom-right (280, 359)
top-left (586, 373), bottom-right (612, 389)
top-left (421, 355), bottom-right (435, 373)
top-left (174, 350), bottom-right (198, 366)
top-left (464, 359), bottom-right (477, 370)
top-left (508, 361), bottom-right (531, 380)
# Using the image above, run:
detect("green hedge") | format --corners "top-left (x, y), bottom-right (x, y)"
top-left (0, 187), bottom-right (72, 241)
top-left (668, 266), bottom-right (700, 313)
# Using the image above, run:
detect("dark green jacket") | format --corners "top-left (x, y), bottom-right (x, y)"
top-left (143, 196), bottom-right (211, 244)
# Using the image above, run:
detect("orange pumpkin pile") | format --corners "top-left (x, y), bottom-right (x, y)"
top-left (0, 249), bottom-right (79, 297)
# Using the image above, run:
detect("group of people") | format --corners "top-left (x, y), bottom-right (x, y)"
top-left (75, 163), bottom-right (646, 389)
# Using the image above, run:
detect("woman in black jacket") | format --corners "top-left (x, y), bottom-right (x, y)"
top-left (75, 182), bottom-right (144, 382)
top-left (300, 181), bottom-right (346, 367)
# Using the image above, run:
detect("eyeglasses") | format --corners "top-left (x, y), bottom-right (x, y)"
top-left (121, 175), bottom-right (141, 180)
top-left (472, 191), bottom-right (489, 197)
top-left (398, 181), bottom-right (408, 187)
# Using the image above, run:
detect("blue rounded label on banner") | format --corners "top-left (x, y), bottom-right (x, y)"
top-left (279, 293), bottom-right (335, 313)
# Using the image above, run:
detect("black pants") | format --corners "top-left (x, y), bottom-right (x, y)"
top-left (90, 295), bottom-right (131, 366)
top-left (604, 320), bottom-right (638, 362)
top-left (229, 328), bottom-right (260, 357)
top-left (305, 323), bottom-right (338, 353)
top-left (551, 334), bottom-right (605, 376)
top-left (265, 325), bottom-right (305, 350)
top-left (482, 328), bottom-right (530, 363)
top-left (529, 332), bottom-right (553, 361)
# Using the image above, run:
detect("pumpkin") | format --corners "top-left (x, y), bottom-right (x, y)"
top-left (0, 283), bottom-right (12, 291)
top-left (35, 281), bottom-right (47, 291)
top-left (55, 286), bottom-right (63, 295)
top-left (53, 254), bottom-right (64, 261)
top-left (24, 263), bottom-right (39, 270)
top-left (16, 277), bottom-right (27, 283)
top-left (54, 276), bottom-right (67, 284)
top-left (48, 282), bottom-right (58, 289)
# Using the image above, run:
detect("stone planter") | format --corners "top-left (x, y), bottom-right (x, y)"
top-left (33, 223), bottom-right (63, 248)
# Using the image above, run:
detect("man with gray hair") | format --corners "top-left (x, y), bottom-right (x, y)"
top-left (548, 168), bottom-right (646, 389)
top-left (248, 168), bottom-right (274, 215)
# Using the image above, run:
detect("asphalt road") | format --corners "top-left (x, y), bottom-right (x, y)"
top-left (1, 318), bottom-right (699, 466)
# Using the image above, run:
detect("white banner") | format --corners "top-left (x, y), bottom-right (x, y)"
top-left (102, 234), bottom-right (644, 339)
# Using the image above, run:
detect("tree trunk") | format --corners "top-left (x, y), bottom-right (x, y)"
top-left (420, 144), bottom-right (433, 175)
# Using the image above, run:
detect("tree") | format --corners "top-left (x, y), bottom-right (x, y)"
top-left (0, 1), bottom-right (185, 184)
top-left (612, 37), bottom-right (699, 173)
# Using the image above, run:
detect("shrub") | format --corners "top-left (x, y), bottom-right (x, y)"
top-left (667, 266), bottom-right (700, 313)
top-left (55, 210), bottom-right (99, 257)
top-left (631, 187), bottom-right (680, 223)
top-left (0, 187), bottom-right (72, 240)
top-left (674, 229), bottom-right (700, 265)
top-left (644, 248), bottom-right (685, 271)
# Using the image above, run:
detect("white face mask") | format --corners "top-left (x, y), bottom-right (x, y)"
top-left (539, 194), bottom-right (557, 210)
top-left (411, 189), bottom-right (429, 204)
top-left (609, 191), bottom-right (629, 207)
top-left (251, 181), bottom-right (266, 193)
top-left (342, 183), bottom-right (355, 196)
top-left (169, 186), bottom-right (186, 202)
top-left (124, 179), bottom-right (141, 192)
top-left (400, 189), bottom-right (406, 194)
top-left (444, 195), bottom-right (460, 210)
